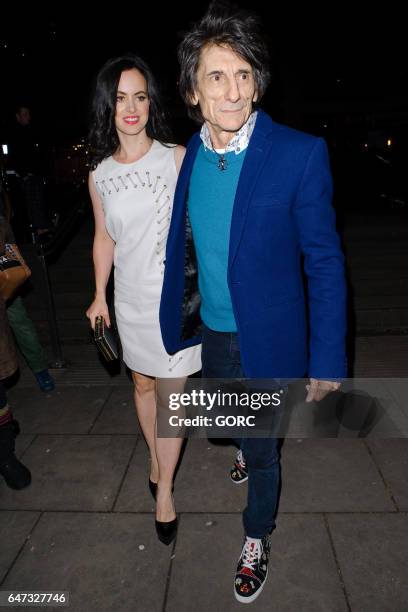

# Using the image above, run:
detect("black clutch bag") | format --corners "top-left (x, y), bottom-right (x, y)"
top-left (94, 315), bottom-right (119, 361)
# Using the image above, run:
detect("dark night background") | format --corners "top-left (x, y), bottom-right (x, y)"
top-left (0, 2), bottom-right (407, 209)
top-left (1, 8), bottom-right (408, 605)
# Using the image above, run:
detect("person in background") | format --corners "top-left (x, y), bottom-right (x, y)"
top-left (7, 103), bottom-right (50, 243)
top-left (0, 214), bottom-right (31, 489)
top-left (0, 178), bottom-right (55, 392)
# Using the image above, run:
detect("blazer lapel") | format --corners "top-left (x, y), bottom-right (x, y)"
top-left (175, 133), bottom-right (201, 212)
top-left (167, 133), bottom-right (201, 254)
top-left (228, 112), bottom-right (275, 269)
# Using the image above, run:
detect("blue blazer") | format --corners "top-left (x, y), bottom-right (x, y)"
top-left (160, 110), bottom-right (347, 379)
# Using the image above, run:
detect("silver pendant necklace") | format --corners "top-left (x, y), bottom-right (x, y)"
top-left (217, 154), bottom-right (227, 171)
top-left (212, 146), bottom-right (228, 171)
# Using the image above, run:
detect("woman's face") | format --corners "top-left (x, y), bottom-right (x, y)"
top-left (115, 68), bottom-right (150, 136)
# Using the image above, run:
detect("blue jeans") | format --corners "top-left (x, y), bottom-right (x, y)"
top-left (201, 324), bottom-right (282, 538)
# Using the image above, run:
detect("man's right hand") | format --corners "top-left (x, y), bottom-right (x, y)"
top-left (305, 378), bottom-right (341, 403)
top-left (86, 296), bottom-right (110, 330)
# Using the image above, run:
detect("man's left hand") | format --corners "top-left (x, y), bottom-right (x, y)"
top-left (305, 378), bottom-right (341, 403)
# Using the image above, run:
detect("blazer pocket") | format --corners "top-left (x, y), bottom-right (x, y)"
top-left (264, 291), bottom-right (302, 307)
top-left (251, 193), bottom-right (288, 208)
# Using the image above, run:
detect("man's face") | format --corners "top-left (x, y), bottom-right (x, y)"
top-left (191, 44), bottom-right (258, 146)
top-left (16, 107), bottom-right (31, 126)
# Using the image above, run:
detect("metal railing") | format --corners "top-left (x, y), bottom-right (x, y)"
top-left (32, 189), bottom-right (88, 368)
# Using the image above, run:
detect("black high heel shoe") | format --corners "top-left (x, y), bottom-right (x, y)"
top-left (148, 478), bottom-right (157, 501)
top-left (155, 516), bottom-right (178, 546)
top-left (155, 490), bottom-right (178, 545)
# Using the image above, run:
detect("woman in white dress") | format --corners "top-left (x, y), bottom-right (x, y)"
top-left (86, 54), bottom-right (201, 545)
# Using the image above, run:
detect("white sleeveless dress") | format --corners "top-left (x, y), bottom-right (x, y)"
top-left (92, 140), bottom-right (201, 377)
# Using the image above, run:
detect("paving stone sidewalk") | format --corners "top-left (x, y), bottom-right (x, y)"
top-left (1, 213), bottom-right (407, 611)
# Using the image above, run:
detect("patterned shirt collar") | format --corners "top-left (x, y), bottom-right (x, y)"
top-left (200, 111), bottom-right (258, 154)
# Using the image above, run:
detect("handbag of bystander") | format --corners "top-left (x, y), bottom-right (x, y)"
top-left (0, 243), bottom-right (31, 301)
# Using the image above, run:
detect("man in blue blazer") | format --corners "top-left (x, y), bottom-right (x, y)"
top-left (160, 2), bottom-right (347, 603)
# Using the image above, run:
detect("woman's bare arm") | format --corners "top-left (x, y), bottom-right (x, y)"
top-left (86, 173), bottom-right (115, 328)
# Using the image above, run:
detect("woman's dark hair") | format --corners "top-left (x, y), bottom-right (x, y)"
top-left (178, 1), bottom-right (271, 124)
top-left (88, 53), bottom-right (173, 169)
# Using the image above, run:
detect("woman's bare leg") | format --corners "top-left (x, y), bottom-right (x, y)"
top-left (131, 371), bottom-right (159, 483)
top-left (155, 376), bottom-right (186, 522)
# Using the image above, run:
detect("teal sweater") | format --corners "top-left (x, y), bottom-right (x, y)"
top-left (188, 144), bottom-right (246, 331)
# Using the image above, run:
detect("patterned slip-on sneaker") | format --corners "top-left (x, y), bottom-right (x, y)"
top-left (230, 449), bottom-right (248, 484)
top-left (234, 535), bottom-right (270, 604)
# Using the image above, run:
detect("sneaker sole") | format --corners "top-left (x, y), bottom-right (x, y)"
top-left (234, 567), bottom-right (268, 604)
top-left (230, 473), bottom-right (248, 484)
